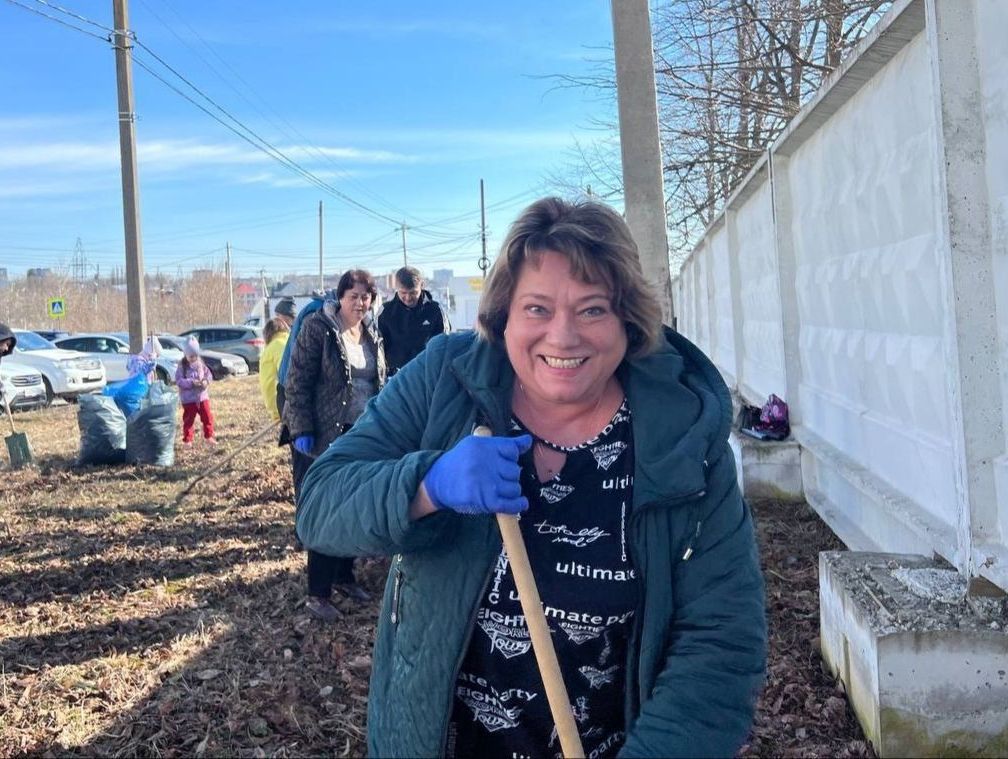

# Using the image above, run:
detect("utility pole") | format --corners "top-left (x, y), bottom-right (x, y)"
top-left (400, 222), bottom-right (408, 267)
top-left (318, 200), bottom-right (324, 290)
top-left (612, 0), bottom-right (674, 325)
top-left (226, 241), bottom-right (235, 325)
top-left (112, 0), bottom-right (148, 352)
top-left (479, 179), bottom-right (490, 278)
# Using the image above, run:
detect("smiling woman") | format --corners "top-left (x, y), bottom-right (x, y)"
top-left (294, 197), bottom-right (768, 758)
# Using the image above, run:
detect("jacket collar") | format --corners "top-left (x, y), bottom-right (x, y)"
top-left (322, 300), bottom-right (380, 341)
top-left (449, 336), bottom-right (515, 434)
top-left (449, 328), bottom-right (731, 505)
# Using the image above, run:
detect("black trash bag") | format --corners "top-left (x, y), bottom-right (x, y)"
top-left (126, 382), bottom-right (178, 466)
top-left (77, 393), bottom-right (127, 465)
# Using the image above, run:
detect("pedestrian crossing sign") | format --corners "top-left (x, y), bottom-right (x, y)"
top-left (48, 298), bottom-right (66, 319)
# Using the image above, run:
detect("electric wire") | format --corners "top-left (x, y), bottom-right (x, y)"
top-left (128, 40), bottom-right (405, 227)
top-left (3, 0), bottom-right (108, 40)
top-left (5, 0), bottom-right (545, 274)
top-left (10, 0), bottom-right (423, 229)
top-left (143, 0), bottom-right (422, 225)
top-left (30, 0), bottom-right (110, 32)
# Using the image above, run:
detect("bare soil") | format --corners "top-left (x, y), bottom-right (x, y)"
top-left (0, 377), bottom-right (873, 757)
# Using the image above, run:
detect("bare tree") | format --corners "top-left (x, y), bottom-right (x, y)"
top-left (548, 0), bottom-right (892, 269)
top-left (1, 267), bottom-right (235, 335)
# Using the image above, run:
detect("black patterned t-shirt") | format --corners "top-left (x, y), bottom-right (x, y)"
top-left (446, 400), bottom-right (637, 759)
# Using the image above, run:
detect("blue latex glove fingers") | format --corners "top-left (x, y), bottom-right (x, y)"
top-left (294, 435), bottom-right (314, 455)
top-left (424, 433), bottom-right (532, 514)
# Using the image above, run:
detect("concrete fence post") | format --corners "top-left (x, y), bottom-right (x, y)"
top-left (925, 0), bottom-right (1003, 584)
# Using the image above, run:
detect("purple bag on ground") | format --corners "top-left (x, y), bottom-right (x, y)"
top-left (757, 394), bottom-right (790, 440)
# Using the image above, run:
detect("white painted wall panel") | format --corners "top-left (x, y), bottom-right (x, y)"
top-left (786, 34), bottom-right (956, 528)
top-left (673, 0), bottom-right (1008, 585)
top-left (709, 226), bottom-right (737, 381)
top-left (978, 0), bottom-right (1008, 544)
top-left (735, 182), bottom-right (785, 403)
top-left (681, 259), bottom-right (696, 342)
top-left (694, 246), bottom-right (712, 355)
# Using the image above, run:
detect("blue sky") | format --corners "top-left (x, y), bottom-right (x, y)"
top-left (0, 0), bottom-right (618, 281)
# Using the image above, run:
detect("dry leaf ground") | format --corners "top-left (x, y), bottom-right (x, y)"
top-left (1, 377), bottom-right (873, 757)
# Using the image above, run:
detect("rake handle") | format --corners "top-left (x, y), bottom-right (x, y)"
top-left (474, 425), bottom-right (585, 758)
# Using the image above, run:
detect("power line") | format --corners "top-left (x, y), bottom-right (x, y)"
top-left (128, 38), bottom-right (406, 226)
top-left (142, 0), bottom-right (422, 224)
top-left (9, 0), bottom-right (418, 228)
top-left (2, 0), bottom-right (109, 40)
top-left (30, 0), bottom-right (110, 31)
top-left (6, 0), bottom-right (546, 258)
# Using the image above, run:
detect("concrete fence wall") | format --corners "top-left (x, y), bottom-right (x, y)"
top-left (673, 0), bottom-right (1008, 592)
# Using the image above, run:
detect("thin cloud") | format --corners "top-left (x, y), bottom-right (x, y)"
top-left (0, 138), bottom-right (416, 174)
top-left (0, 142), bottom-right (119, 171)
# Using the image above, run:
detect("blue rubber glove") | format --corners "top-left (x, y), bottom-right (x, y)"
top-left (423, 433), bottom-right (533, 515)
top-left (293, 435), bottom-right (314, 455)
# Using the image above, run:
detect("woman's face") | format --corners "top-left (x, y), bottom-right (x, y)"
top-left (339, 282), bottom-right (372, 327)
top-left (504, 250), bottom-right (627, 409)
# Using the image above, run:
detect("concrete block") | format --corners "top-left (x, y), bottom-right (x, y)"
top-left (820, 551), bottom-right (1008, 757)
top-left (730, 430), bottom-right (804, 502)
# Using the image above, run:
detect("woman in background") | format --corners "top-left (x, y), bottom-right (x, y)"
top-left (282, 269), bottom-right (387, 621)
top-left (259, 317), bottom-right (289, 422)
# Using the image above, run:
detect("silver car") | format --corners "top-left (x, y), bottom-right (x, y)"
top-left (178, 325), bottom-right (264, 372)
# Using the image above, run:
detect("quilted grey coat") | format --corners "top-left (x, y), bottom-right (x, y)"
top-left (282, 300), bottom-right (386, 457)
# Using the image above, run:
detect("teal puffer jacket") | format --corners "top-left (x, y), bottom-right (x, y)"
top-left (297, 329), bottom-right (767, 758)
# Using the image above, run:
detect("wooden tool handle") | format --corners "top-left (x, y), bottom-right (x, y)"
top-left (474, 425), bottom-right (585, 758)
top-left (3, 392), bottom-right (17, 435)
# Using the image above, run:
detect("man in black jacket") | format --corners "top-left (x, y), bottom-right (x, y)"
top-left (376, 266), bottom-right (450, 375)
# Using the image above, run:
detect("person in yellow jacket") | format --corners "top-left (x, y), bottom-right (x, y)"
top-left (259, 317), bottom-right (290, 421)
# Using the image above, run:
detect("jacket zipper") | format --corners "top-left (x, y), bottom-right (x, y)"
top-left (623, 485), bottom-right (707, 730)
top-left (439, 547), bottom-right (498, 755)
top-left (390, 554), bottom-right (404, 625)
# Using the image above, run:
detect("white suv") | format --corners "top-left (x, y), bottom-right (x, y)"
top-left (11, 330), bottom-right (107, 404)
top-left (0, 360), bottom-right (48, 412)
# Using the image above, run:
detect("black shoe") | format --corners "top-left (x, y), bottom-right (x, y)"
top-left (305, 595), bottom-right (341, 622)
top-left (333, 582), bottom-right (371, 603)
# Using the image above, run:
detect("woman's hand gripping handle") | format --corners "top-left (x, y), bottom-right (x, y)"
top-left (474, 425), bottom-right (585, 759)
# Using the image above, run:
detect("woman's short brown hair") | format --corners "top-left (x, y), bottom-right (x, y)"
top-left (476, 197), bottom-right (664, 358)
top-left (336, 269), bottom-right (378, 302)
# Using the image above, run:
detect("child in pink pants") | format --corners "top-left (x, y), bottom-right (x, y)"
top-left (175, 336), bottom-right (216, 444)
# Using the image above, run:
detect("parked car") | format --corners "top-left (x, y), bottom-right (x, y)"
top-left (178, 325), bottom-right (264, 372)
top-left (0, 360), bottom-right (48, 412)
top-left (32, 329), bottom-right (71, 342)
top-left (54, 333), bottom-right (180, 385)
top-left (154, 334), bottom-right (249, 380)
top-left (10, 330), bottom-right (106, 404)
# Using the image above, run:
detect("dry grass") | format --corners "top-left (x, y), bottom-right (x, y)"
top-left (0, 377), bottom-right (377, 757)
top-left (0, 379), bottom-right (871, 757)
